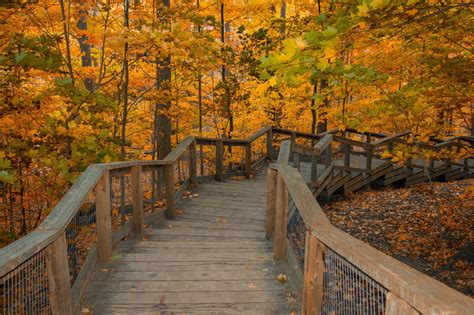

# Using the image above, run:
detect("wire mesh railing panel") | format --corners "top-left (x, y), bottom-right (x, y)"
top-left (110, 173), bottom-right (132, 231)
top-left (224, 146), bottom-right (245, 176)
top-left (65, 191), bottom-right (96, 285)
top-left (287, 203), bottom-right (307, 268)
top-left (322, 248), bottom-right (387, 315)
top-left (197, 145), bottom-right (216, 177)
top-left (176, 151), bottom-right (190, 183)
top-left (252, 136), bottom-right (267, 162)
top-left (142, 168), bottom-right (166, 214)
top-left (1, 250), bottom-right (51, 315)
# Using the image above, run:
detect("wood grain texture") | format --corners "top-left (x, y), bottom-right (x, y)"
top-left (46, 234), bottom-right (74, 315)
top-left (131, 165), bottom-right (144, 235)
top-left (384, 292), bottom-right (419, 315)
top-left (273, 173), bottom-right (288, 261)
top-left (81, 174), bottom-right (298, 313)
top-left (266, 168), bottom-right (277, 240)
top-left (95, 170), bottom-right (112, 262)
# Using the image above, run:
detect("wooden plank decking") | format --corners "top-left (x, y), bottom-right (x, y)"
top-left (81, 172), bottom-right (298, 314)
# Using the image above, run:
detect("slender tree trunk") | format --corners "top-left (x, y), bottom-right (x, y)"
top-left (77, 0), bottom-right (94, 91)
top-left (316, 0), bottom-right (328, 133)
top-left (280, 0), bottom-right (286, 35)
top-left (155, 0), bottom-right (172, 159)
top-left (120, 0), bottom-right (130, 160)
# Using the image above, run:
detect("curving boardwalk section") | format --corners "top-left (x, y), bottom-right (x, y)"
top-left (81, 172), bottom-right (298, 314)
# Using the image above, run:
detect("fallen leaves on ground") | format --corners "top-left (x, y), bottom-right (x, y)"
top-left (321, 178), bottom-right (473, 296)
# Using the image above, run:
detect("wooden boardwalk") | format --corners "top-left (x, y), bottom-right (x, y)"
top-left (81, 171), bottom-right (298, 314)
top-left (2, 126), bottom-right (472, 315)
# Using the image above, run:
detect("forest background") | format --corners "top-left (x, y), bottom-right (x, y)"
top-left (0, 0), bottom-right (472, 245)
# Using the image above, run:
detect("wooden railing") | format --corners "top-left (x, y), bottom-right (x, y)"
top-left (267, 140), bottom-right (473, 314)
top-left (0, 127), bottom-right (273, 315)
top-left (1, 125), bottom-right (472, 314)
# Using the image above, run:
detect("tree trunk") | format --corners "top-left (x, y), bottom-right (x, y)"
top-left (77, 0), bottom-right (94, 91)
top-left (155, 0), bottom-right (172, 159)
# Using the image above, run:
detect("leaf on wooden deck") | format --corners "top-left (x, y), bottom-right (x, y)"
top-left (277, 273), bottom-right (287, 284)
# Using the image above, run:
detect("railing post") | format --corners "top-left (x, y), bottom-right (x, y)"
top-left (266, 129), bottom-right (274, 160)
top-left (366, 135), bottom-right (372, 172)
top-left (325, 145), bottom-right (331, 169)
top-left (245, 141), bottom-right (252, 178)
top-left (294, 152), bottom-right (301, 171)
top-left (95, 170), bottom-right (112, 262)
top-left (302, 232), bottom-right (325, 315)
top-left (344, 143), bottom-right (350, 168)
top-left (131, 165), bottom-right (144, 235)
top-left (274, 173), bottom-right (288, 261)
top-left (165, 162), bottom-right (176, 219)
top-left (189, 140), bottom-right (197, 186)
top-left (266, 168), bottom-right (277, 240)
top-left (290, 131), bottom-right (296, 149)
top-left (46, 233), bottom-right (74, 315)
top-left (311, 153), bottom-right (318, 182)
top-left (215, 139), bottom-right (223, 181)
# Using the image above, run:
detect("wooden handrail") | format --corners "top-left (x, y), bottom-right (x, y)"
top-left (269, 153), bottom-right (474, 314)
top-left (372, 131), bottom-right (411, 147)
top-left (163, 136), bottom-right (195, 162)
top-left (313, 134), bottom-right (333, 155)
top-left (246, 126), bottom-right (271, 143)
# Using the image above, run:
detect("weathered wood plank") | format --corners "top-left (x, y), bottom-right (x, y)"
top-left (215, 140), bottom-right (224, 181)
top-left (92, 270), bottom-right (277, 281)
top-left (302, 233), bottom-right (325, 315)
top-left (164, 163), bottom-right (175, 219)
top-left (95, 170), bottom-right (112, 262)
top-left (86, 279), bottom-right (285, 293)
top-left (273, 173), bottom-right (288, 261)
top-left (131, 165), bottom-right (144, 235)
top-left (384, 292), bottom-right (419, 315)
top-left (266, 168), bottom-right (277, 240)
top-left (277, 140), bottom-right (291, 165)
top-left (45, 234), bottom-right (74, 315)
top-left (163, 136), bottom-right (194, 162)
top-left (82, 291), bottom-right (290, 305)
top-left (144, 227), bottom-right (265, 238)
top-left (313, 134), bottom-right (333, 155)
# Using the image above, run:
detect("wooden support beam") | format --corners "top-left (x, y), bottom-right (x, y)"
top-left (131, 165), bottom-right (144, 235)
top-left (274, 173), bottom-right (288, 261)
top-left (266, 168), bottom-right (277, 240)
top-left (294, 152), bottom-right (301, 171)
top-left (189, 140), bottom-right (197, 186)
top-left (385, 292), bottom-right (419, 315)
top-left (344, 143), bottom-right (350, 168)
top-left (95, 170), bottom-right (112, 262)
top-left (45, 234), bottom-right (74, 315)
top-left (325, 145), bottom-right (331, 168)
top-left (215, 140), bottom-right (223, 181)
top-left (290, 131), bottom-right (296, 148)
top-left (266, 129), bottom-right (274, 160)
top-left (164, 163), bottom-right (176, 219)
top-left (245, 142), bottom-right (252, 178)
top-left (302, 232), bottom-right (325, 315)
top-left (311, 153), bottom-right (318, 182)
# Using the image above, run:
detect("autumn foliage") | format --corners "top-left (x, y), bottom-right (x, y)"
top-left (0, 0), bottom-right (472, 250)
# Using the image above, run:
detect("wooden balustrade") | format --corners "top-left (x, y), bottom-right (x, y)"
top-left (268, 140), bottom-right (473, 315)
top-left (1, 126), bottom-right (471, 315)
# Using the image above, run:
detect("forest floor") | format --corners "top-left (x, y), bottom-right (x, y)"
top-left (321, 178), bottom-right (473, 297)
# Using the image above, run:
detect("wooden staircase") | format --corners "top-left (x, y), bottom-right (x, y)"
top-left (289, 129), bottom-right (473, 200)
